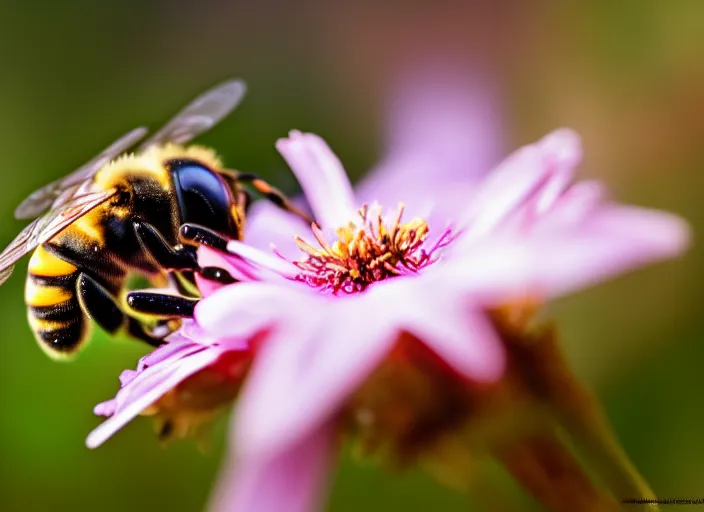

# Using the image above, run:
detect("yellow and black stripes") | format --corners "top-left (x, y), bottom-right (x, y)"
top-left (25, 245), bottom-right (89, 359)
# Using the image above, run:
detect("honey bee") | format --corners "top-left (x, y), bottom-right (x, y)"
top-left (0, 79), bottom-right (308, 360)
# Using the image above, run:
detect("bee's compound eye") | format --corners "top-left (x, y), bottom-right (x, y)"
top-left (170, 161), bottom-right (237, 236)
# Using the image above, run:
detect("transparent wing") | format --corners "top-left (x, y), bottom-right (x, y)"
top-left (138, 79), bottom-right (247, 151)
top-left (0, 187), bottom-right (117, 285)
top-left (14, 79), bottom-right (246, 220)
top-left (14, 127), bottom-right (148, 220)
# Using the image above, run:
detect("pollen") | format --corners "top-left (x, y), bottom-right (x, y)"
top-left (292, 204), bottom-right (453, 294)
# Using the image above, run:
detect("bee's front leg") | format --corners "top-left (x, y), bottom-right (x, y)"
top-left (125, 317), bottom-right (169, 347)
top-left (226, 171), bottom-right (314, 224)
top-left (134, 222), bottom-right (236, 287)
top-left (133, 221), bottom-right (199, 272)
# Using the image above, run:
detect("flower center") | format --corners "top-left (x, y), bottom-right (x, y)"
top-left (292, 204), bottom-right (452, 294)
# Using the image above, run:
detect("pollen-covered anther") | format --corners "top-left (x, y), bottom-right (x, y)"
top-left (293, 204), bottom-right (452, 294)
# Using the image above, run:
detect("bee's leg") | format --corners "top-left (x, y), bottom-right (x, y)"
top-left (126, 290), bottom-right (199, 319)
top-left (238, 189), bottom-right (252, 214)
top-left (133, 221), bottom-right (199, 272)
top-left (126, 291), bottom-right (202, 345)
top-left (134, 222), bottom-right (236, 286)
top-left (77, 273), bottom-right (169, 347)
top-left (167, 271), bottom-right (197, 297)
top-left (179, 224), bottom-right (230, 252)
top-left (76, 273), bottom-right (128, 336)
top-left (178, 224), bottom-right (245, 281)
top-left (232, 171), bottom-right (313, 224)
top-left (76, 273), bottom-right (162, 346)
top-left (125, 318), bottom-right (167, 347)
top-left (229, 189), bottom-right (251, 238)
top-left (199, 266), bottom-right (237, 284)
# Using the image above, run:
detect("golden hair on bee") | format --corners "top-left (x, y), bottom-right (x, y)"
top-left (94, 144), bottom-right (223, 192)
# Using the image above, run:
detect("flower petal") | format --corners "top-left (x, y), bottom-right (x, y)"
top-left (439, 206), bottom-right (690, 304)
top-left (234, 294), bottom-right (398, 459)
top-left (525, 180), bottom-right (605, 232)
top-left (243, 200), bottom-right (310, 259)
top-left (137, 337), bottom-right (201, 370)
top-left (198, 246), bottom-right (261, 282)
top-left (93, 398), bottom-right (117, 417)
top-left (536, 205), bottom-right (690, 296)
top-left (195, 282), bottom-right (312, 340)
top-left (276, 131), bottom-right (357, 229)
top-left (464, 129), bottom-right (583, 237)
top-left (209, 425), bottom-right (334, 512)
top-left (226, 240), bottom-right (299, 279)
top-left (86, 347), bottom-right (222, 449)
top-left (531, 129), bottom-right (583, 213)
top-left (394, 287), bottom-right (506, 382)
top-left (196, 245), bottom-right (262, 297)
top-left (356, 69), bottom-right (504, 224)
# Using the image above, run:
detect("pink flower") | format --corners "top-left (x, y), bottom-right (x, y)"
top-left (86, 74), bottom-right (689, 511)
top-left (193, 127), bottom-right (688, 510)
top-left (86, 320), bottom-right (250, 449)
top-left (86, 72), bottom-right (505, 454)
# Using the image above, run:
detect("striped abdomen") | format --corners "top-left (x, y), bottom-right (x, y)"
top-left (25, 245), bottom-right (90, 359)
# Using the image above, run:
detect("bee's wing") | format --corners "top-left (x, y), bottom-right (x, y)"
top-left (0, 187), bottom-right (117, 285)
top-left (138, 79), bottom-right (247, 151)
top-left (14, 127), bottom-right (148, 220)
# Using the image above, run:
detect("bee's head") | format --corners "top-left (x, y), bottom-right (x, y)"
top-left (167, 159), bottom-right (240, 239)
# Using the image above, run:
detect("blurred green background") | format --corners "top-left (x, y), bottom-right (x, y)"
top-left (0, 1), bottom-right (701, 510)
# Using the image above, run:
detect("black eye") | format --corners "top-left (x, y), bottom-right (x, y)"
top-left (169, 159), bottom-right (237, 236)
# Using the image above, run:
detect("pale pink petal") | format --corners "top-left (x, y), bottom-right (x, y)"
top-left (520, 180), bottom-right (605, 232)
top-left (235, 296), bottom-right (398, 459)
top-left (276, 131), bottom-right (356, 229)
top-left (195, 282), bottom-right (313, 340)
top-left (464, 129), bottom-right (583, 237)
top-left (196, 246), bottom-right (260, 298)
top-left (195, 274), bottom-right (223, 299)
top-left (438, 206), bottom-right (690, 304)
top-left (210, 425), bottom-right (334, 512)
top-left (356, 69), bottom-right (504, 224)
top-left (531, 128), bottom-right (583, 214)
top-left (243, 200), bottom-right (310, 259)
top-left (177, 318), bottom-right (227, 346)
top-left (119, 369), bottom-right (139, 386)
top-left (383, 70), bottom-right (504, 184)
top-left (93, 399), bottom-right (117, 417)
top-left (86, 348), bottom-right (223, 449)
top-left (226, 240), bottom-right (299, 279)
top-left (394, 288), bottom-right (506, 382)
top-left (198, 246), bottom-right (260, 282)
top-left (537, 205), bottom-right (691, 296)
top-left (137, 338), bottom-right (201, 370)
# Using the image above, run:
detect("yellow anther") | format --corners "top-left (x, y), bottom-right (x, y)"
top-left (292, 203), bottom-right (442, 293)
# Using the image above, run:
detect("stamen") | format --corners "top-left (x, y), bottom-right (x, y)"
top-left (292, 203), bottom-right (453, 294)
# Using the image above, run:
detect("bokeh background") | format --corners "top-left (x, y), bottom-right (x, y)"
top-left (0, 1), bottom-right (701, 510)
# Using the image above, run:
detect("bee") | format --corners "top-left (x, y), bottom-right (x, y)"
top-left (0, 79), bottom-right (309, 360)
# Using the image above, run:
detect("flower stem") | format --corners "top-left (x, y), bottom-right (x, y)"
top-left (515, 326), bottom-right (659, 510)
top-left (498, 432), bottom-right (620, 511)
